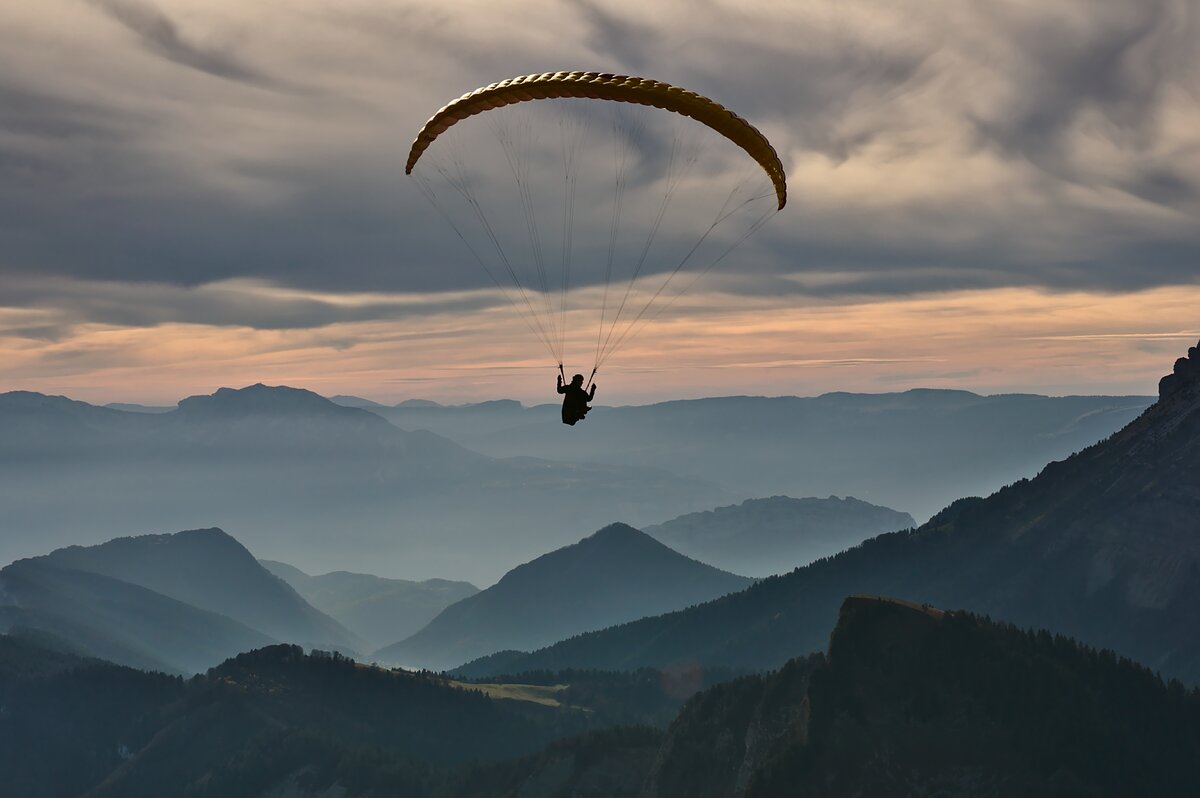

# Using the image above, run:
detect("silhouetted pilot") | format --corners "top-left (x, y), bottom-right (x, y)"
top-left (557, 373), bottom-right (596, 426)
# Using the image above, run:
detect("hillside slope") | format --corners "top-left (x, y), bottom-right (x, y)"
top-left (40, 528), bottom-right (358, 651)
top-left (261, 560), bottom-right (478, 649)
top-left (642, 596), bottom-right (1200, 797)
top-left (0, 641), bottom-right (602, 798)
top-left (0, 558), bottom-right (271, 674)
top-left (457, 342), bottom-right (1200, 683)
top-left (375, 524), bottom-right (752, 671)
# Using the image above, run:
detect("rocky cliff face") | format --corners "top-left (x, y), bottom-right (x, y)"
top-left (1159, 340), bottom-right (1200, 400)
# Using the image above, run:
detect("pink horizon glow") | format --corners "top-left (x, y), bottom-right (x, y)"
top-left (3, 285), bottom-right (1195, 406)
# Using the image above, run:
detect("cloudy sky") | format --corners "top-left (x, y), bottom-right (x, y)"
top-left (1, 0), bottom-right (1197, 405)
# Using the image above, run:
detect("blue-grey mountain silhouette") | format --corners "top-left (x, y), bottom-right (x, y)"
top-left (0, 557), bottom-right (271, 674)
top-left (372, 389), bottom-right (1151, 522)
top-left (645, 495), bottom-right (914, 576)
top-left (374, 523), bottom-right (751, 671)
top-left (0, 384), bottom-right (718, 584)
top-left (261, 559), bottom-right (477, 649)
top-left (38, 528), bottom-right (358, 650)
top-left (456, 341), bottom-right (1200, 684)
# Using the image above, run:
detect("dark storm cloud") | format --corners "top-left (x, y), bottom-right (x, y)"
top-left (0, 81), bottom-right (141, 140)
top-left (571, 0), bottom-right (931, 161)
top-left (571, 0), bottom-right (658, 73)
top-left (2, 277), bottom-right (501, 335)
top-left (966, 1), bottom-right (1194, 190)
top-left (1118, 168), bottom-right (1198, 207)
top-left (0, 0), bottom-right (1197, 333)
top-left (0, 80), bottom-right (149, 197)
top-left (86, 0), bottom-right (274, 86)
top-left (738, 227), bottom-right (1200, 298)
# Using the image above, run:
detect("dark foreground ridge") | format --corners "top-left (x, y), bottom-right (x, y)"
top-left (638, 596), bottom-right (1200, 797)
top-left (6, 595), bottom-right (1199, 796)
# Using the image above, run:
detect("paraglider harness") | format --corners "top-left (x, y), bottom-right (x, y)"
top-left (557, 364), bottom-right (596, 426)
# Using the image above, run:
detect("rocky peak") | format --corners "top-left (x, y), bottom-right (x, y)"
top-left (1158, 339), bottom-right (1200, 400)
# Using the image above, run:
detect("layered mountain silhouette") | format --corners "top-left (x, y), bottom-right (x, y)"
top-left (0, 384), bottom-right (719, 584)
top-left (456, 341), bottom-right (1200, 684)
top-left (261, 560), bottom-right (478, 649)
top-left (0, 557), bottom-right (271, 674)
top-left (0, 527), bottom-right (368, 673)
top-left (374, 524), bottom-right (752, 671)
top-left (37, 528), bottom-right (357, 650)
top-left (645, 495), bottom-right (914, 576)
top-left (369, 389), bottom-right (1150, 521)
top-left (10, 597), bottom-right (1198, 797)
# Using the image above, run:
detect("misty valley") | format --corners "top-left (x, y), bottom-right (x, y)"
top-left (2, 341), bottom-right (1199, 796)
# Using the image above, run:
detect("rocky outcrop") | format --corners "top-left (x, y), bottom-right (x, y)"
top-left (1159, 340), bottom-right (1200, 399)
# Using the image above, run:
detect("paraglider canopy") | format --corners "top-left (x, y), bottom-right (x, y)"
top-left (407, 71), bottom-right (787, 210)
top-left (406, 71), bottom-right (787, 376)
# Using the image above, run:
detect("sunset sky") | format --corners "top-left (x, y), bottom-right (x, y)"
top-left (2, 0), bottom-right (1197, 405)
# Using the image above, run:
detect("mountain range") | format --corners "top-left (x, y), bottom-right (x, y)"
top-left (2, 383), bottom-right (1150, 586)
top-left (2, 342), bottom-right (1196, 795)
top-left (0, 384), bottom-right (718, 584)
top-left (456, 341), bottom-right (1200, 684)
top-left (261, 560), bottom-right (478, 649)
top-left (349, 389), bottom-right (1151, 522)
top-left (7, 595), bottom-right (1198, 797)
top-left (374, 523), bottom-right (752, 671)
top-left (0, 527), bottom-right (356, 673)
top-left (0, 557), bottom-right (272, 674)
top-left (38, 528), bottom-right (357, 650)
top-left (644, 495), bottom-right (914, 576)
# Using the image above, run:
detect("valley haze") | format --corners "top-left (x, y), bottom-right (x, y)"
top-left (0, 385), bottom-right (1149, 584)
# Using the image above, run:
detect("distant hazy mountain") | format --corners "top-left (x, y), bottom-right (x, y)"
top-left (261, 560), bottom-right (477, 649)
top-left (328, 394), bottom-right (390, 409)
top-left (39, 528), bottom-right (358, 651)
top-left (0, 384), bottom-right (719, 584)
top-left (105, 402), bottom-right (176, 413)
top-left (456, 343), bottom-right (1200, 684)
top-left (0, 558), bottom-right (271, 674)
top-left (645, 496), bottom-right (914, 576)
top-left (377, 390), bottom-right (1150, 522)
top-left (374, 523), bottom-right (752, 671)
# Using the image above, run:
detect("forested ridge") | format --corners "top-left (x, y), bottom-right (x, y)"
top-left (6, 596), bottom-right (1200, 796)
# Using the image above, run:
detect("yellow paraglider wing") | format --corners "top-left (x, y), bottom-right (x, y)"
top-left (405, 71), bottom-right (787, 210)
